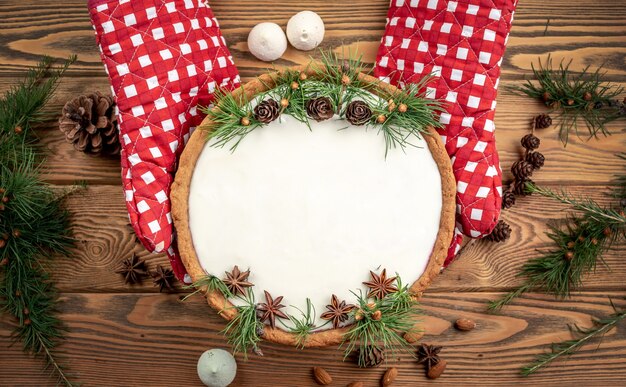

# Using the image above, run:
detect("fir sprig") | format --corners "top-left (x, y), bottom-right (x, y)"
top-left (521, 299), bottom-right (626, 376)
top-left (220, 289), bottom-right (263, 359)
top-left (488, 179), bottom-right (626, 312)
top-left (0, 56), bottom-right (77, 386)
top-left (286, 298), bottom-right (316, 349)
top-left (513, 56), bottom-right (624, 145)
top-left (199, 50), bottom-right (441, 156)
top-left (182, 273), bottom-right (232, 301)
top-left (341, 277), bottom-right (421, 367)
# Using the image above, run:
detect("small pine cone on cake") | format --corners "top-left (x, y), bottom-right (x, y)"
top-left (59, 91), bottom-right (120, 155)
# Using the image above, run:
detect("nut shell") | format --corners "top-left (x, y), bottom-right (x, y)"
top-left (381, 367), bottom-right (398, 386)
top-left (455, 318), bottom-right (476, 331)
top-left (312, 367), bottom-right (333, 385)
top-left (427, 359), bottom-right (447, 379)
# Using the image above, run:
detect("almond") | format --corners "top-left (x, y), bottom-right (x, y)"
top-left (312, 367), bottom-right (332, 385)
top-left (347, 382), bottom-right (364, 387)
top-left (381, 367), bottom-right (398, 386)
top-left (455, 318), bottom-right (476, 331)
top-left (403, 328), bottom-right (424, 343)
top-left (427, 359), bottom-right (447, 379)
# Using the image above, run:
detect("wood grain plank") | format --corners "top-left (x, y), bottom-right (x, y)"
top-left (48, 184), bottom-right (625, 293)
top-left (2, 75), bottom-right (624, 186)
top-left (1, 292), bottom-right (625, 386)
top-left (0, 0), bottom-right (624, 79)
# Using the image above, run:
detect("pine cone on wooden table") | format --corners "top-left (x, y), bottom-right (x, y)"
top-left (485, 220), bottom-right (512, 242)
top-left (59, 91), bottom-right (120, 155)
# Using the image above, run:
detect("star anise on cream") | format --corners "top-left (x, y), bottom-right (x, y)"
top-left (363, 269), bottom-right (398, 299)
top-left (256, 290), bottom-right (288, 329)
top-left (320, 294), bottom-right (355, 329)
top-left (114, 253), bottom-right (147, 284)
top-left (223, 265), bottom-right (253, 296)
top-left (417, 343), bottom-right (442, 369)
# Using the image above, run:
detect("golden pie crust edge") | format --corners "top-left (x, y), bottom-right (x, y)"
top-left (171, 66), bottom-right (456, 348)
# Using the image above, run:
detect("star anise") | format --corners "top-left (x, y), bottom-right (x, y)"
top-left (223, 265), bottom-right (253, 296)
top-left (320, 294), bottom-right (356, 329)
top-left (363, 269), bottom-right (398, 299)
top-left (417, 343), bottom-right (442, 370)
top-left (151, 264), bottom-right (175, 292)
top-left (114, 253), bottom-right (147, 284)
top-left (256, 290), bottom-right (288, 329)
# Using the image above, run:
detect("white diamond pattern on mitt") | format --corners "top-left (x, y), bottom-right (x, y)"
top-left (89, 0), bottom-right (240, 281)
top-left (375, 0), bottom-right (518, 266)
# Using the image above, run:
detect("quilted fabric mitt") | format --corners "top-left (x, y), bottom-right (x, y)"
top-left (89, 0), bottom-right (240, 281)
top-left (375, 0), bottom-right (518, 265)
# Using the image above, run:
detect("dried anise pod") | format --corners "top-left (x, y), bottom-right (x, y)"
top-left (363, 269), bottom-right (398, 299)
top-left (223, 265), bottom-right (253, 296)
top-left (417, 343), bottom-right (442, 370)
top-left (115, 253), bottom-right (148, 284)
top-left (320, 294), bottom-right (355, 329)
top-left (256, 290), bottom-right (288, 329)
top-left (151, 264), bottom-right (175, 292)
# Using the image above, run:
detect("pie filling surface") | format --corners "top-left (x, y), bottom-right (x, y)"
top-left (188, 114), bottom-right (443, 329)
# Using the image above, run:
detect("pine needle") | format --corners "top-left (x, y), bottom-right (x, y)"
top-left (488, 169), bottom-right (626, 312)
top-left (511, 56), bottom-right (624, 145)
top-left (0, 56), bottom-right (77, 386)
top-left (521, 298), bottom-right (626, 376)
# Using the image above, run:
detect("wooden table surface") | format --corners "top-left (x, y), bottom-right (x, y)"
top-left (1, 0), bottom-right (625, 386)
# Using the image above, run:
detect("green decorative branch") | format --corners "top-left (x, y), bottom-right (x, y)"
top-left (342, 276), bottom-right (422, 367)
top-left (0, 56), bottom-right (78, 386)
top-left (220, 289), bottom-right (263, 359)
top-left (488, 171), bottom-right (626, 312)
top-left (200, 50), bottom-right (442, 156)
top-left (522, 299), bottom-right (626, 376)
top-left (286, 298), bottom-right (316, 349)
top-left (512, 56), bottom-right (624, 145)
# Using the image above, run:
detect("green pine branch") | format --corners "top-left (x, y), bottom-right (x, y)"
top-left (341, 276), bottom-right (421, 367)
top-left (0, 56), bottom-right (78, 386)
top-left (199, 49), bottom-right (441, 156)
top-left (511, 56), bottom-right (624, 145)
top-left (488, 174), bottom-right (626, 312)
top-left (521, 299), bottom-right (626, 376)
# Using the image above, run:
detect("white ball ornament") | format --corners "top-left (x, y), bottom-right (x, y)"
top-left (286, 11), bottom-right (325, 51)
top-left (247, 22), bottom-right (288, 62)
top-left (197, 349), bottom-right (237, 387)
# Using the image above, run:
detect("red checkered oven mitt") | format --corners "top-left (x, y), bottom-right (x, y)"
top-left (375, 0), bottom-right (518, 265)
top-left (89, 0), bottom-right (240, 282)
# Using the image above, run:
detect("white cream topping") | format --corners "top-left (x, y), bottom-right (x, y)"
top-left (188, 114), bottom-right (442, 329)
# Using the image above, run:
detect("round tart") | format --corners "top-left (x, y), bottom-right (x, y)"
top-left (172, 65), bottom-right (455, 348)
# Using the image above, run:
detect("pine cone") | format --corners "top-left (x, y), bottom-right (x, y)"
top-left (345, 101), bottom-right (372, 126)
top-left (525, 151), bottom-right (545, 170)
top-left (306, 97), bottom-right (334, 122)
top-left (254, 99), bottom-right (280, 124)
top-left (501, 189), bottom-right (516, 209)
top-left (485, 220), bottom-right (511, 242)
top-left (511, 160), bottom-right (534, 180)
top-left (521, 134), bottom-right (540, 150)
top-left (533, 114), bottom-right (552, 129)
top-left (59, 92), bottom-right (119, 155)
top-left (357, 345), bottom-right (385, 368)
top-left (512, 178), bottom-right (533, 196)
